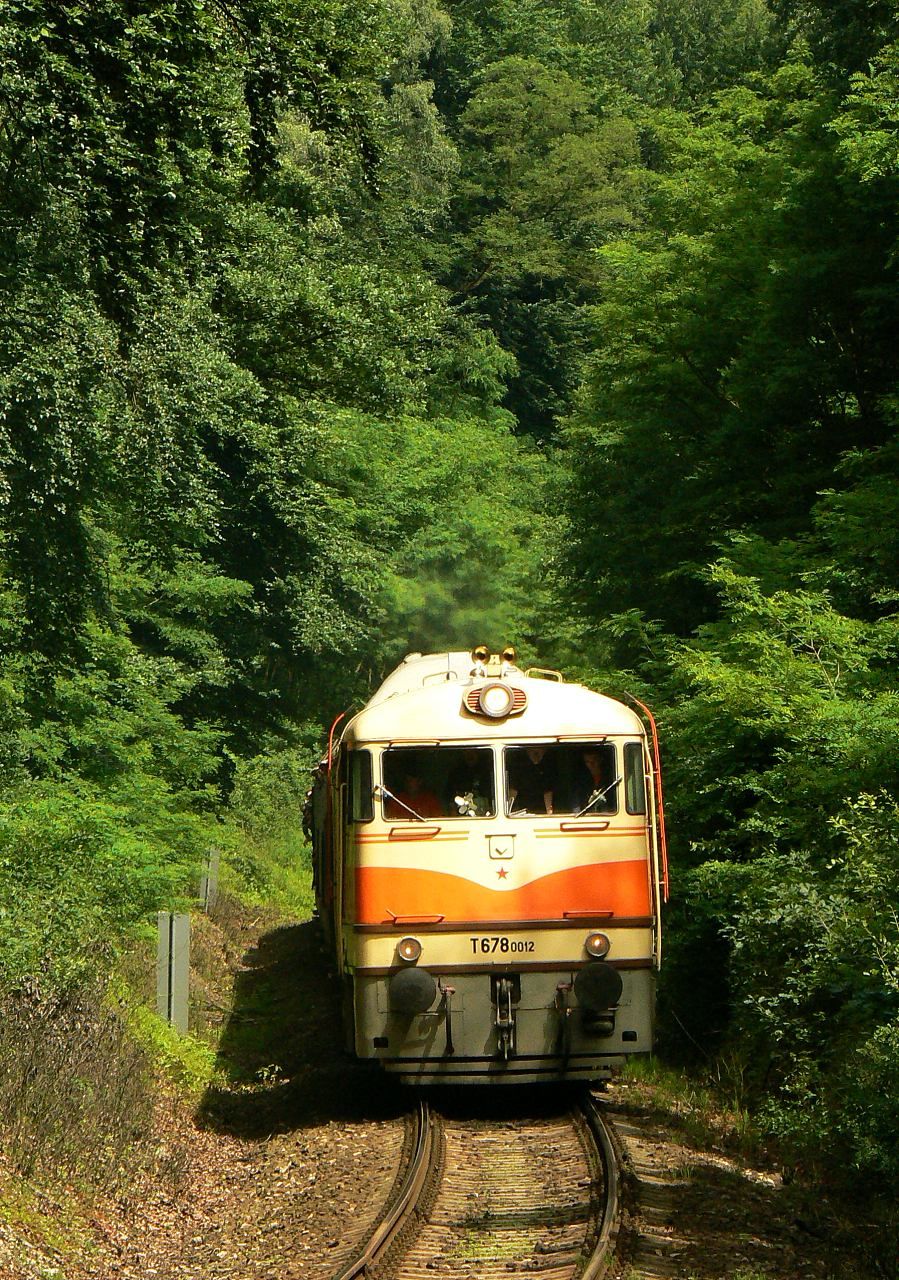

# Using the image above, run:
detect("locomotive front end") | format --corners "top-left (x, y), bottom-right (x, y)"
top-left (316, 649), bottom-right (667, 1085)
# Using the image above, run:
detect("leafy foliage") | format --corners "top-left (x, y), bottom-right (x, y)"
top-left (443, 58), bottom-right (642, 434)
top-left (555, 4), bottom-right (899, 1221)
top-left (1, 0), bottom-right (898, 1249)
top-left (0, 0), bottom-right (552, 995)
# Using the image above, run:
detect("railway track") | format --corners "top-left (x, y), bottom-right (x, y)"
top-left (333, 1091), bottom-right (620, 1280)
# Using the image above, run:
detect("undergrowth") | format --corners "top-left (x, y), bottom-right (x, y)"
top-left (223, 745), bottom-right (318, 919)
top-left (0, 742), bottom-right (317, 1248)
top-left (618, 1055), bottom-right (898, 1278)
top-left (0, 977), bottom-right (169, 1194)
top-left (620, 1054), bottom-right (760, 1160)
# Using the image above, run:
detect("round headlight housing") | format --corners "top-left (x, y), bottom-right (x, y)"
top-left (585, 931), bottom-right (611, 959)
top-left (397, 936), bottom-right (422, 964)
top-left (478, 682), bottom-right (515, 718)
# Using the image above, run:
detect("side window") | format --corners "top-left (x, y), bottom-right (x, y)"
top-left (349, 750), bottom-right (373, 822)
top-left (624, 742), bottom-right (647, 815)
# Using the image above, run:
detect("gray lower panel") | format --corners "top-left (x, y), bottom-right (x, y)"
top-left (353, 967), bottom-right (655, 1080)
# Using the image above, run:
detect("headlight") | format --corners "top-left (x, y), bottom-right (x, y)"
top-left (585, 931), bottom-right (611, 958)
top-left (397, 936), bottom-right (422, 963)
top-left (479, 683), bottom-right (514, 718)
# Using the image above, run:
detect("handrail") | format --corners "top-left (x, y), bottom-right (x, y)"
top-left (387, 824), bottom-right (442, 840)
top-left (327, 710), bottom-right (347, 773)
top-left (386, 910), bottom-right (446, 925)
top-left (562, 908), bottom-right (613, 919)
top-left (623, 692), bottom-right (669, 901)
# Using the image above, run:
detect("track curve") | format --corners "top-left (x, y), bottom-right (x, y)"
top-left (331, 1092), bottom-right (620, 1280)
top-left (332, 1099), bottom-right (434, 1280)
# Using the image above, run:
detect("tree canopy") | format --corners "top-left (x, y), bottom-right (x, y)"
top-left (1, 0), bottom-right (898, 1251)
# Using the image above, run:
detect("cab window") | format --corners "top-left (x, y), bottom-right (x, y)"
top-left (504, 741), bottom-right (619, 816)
top-left (381, 747), bottom-right (495, 819)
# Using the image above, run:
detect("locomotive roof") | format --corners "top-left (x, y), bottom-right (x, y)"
top-left (342, 651), bottom-right (645, 745)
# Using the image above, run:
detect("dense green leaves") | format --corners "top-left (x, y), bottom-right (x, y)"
top-left (554, 3), bottom-right (899, 1213)
top-left (441, 57), bottom-right (643, 435)
top-left (1, 0), bottom-right (898, 1241)
top-left (0, 0), bottom-right (553, 989)
top-left (566, 60), bottom-right (899, 632)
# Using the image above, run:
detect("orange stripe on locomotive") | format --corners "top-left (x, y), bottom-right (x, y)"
top-left (355, 859), bottom-right (652, 924)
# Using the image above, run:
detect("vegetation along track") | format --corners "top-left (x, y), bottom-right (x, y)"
top-left (333, 1090), bottom-right (619, 1279)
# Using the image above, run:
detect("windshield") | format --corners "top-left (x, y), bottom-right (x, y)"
top-left (381, 746), bottom-right (496, 819)
top-left (504, 741), bottom-right (619, 816)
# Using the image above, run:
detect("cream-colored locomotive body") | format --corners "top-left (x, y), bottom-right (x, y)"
top-left (312, 650), bottom-right (668, 1084)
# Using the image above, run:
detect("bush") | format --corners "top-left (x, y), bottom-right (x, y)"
top-left (222, 744), bottom-right (320, 916)
top-left (0, 978), bottom-right (160, 1192)
top-left (0, 783), bottom-right (207, 988)
top-left (692, 795), bottom-right (899, 1184)
top-left (228, 739), bottom-right (322, 842)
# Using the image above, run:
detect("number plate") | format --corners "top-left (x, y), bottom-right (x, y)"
top-left (469, 936), bottom-right (536, 955)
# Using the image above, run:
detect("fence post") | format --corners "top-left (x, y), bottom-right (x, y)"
top-left (157, 911), bottom-right (190, 1033)
top-left (200, 845), bottom-right (221, 913)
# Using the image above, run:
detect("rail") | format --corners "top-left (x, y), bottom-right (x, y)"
top-left (331, 1098), bottom-right (433, 1280)
top-left (331, 1093), bottom-right (622, 1279)
top-left (578, 1093), bottom-right (622, 1278)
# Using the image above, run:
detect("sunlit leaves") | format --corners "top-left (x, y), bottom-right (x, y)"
top-left (445, 56), bottom-right (644, 434)
top-left (565, 56), bottom-right (899, 634)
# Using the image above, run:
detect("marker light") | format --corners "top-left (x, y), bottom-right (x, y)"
top-left (397, 936), bottom-right (423, 963)
top-left (585, 931), bottom-right (611, 958)
top-left (479, 682), bottom-right (515, 718)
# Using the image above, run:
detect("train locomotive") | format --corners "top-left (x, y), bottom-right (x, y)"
top-left (310, 647), bottom-right (668, 1084)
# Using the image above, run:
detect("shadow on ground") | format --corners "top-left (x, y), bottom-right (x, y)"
top-left (426, 1082), bottom-right (590, 1123)
top-left (198, 918), bottom-right (405, 1137)
top-left (606, 1092), bottom-right (873, 1280)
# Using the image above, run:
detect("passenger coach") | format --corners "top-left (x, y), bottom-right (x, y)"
top-left (310, 647), bottom-right (668, 1083)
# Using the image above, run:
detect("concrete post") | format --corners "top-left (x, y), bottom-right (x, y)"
top-left (157, 911), bottom-right (190, 1033)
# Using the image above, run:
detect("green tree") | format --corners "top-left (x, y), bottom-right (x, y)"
top-left (565, 62), bottom-right (899, 634)
top-left (443, 57), bottom-right (642, 435)
top-left (649, 0), bottom-right (776, 104)
top-left (429, 0), bottom-right (657, 121)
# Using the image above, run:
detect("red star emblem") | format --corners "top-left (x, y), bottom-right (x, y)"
top-left (496, 867), bottom-right (509, 879)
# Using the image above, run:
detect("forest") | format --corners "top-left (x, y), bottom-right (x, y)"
top-left (1, 0), bottom-right (898, 1265)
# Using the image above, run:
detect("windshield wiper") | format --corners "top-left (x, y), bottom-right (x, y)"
top-left (574, 775), bottom-right (622, 818)
top-left (374, 784), bottom-right (428, 822)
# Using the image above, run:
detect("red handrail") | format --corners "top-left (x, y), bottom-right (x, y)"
top-left (327, 710), bottom-right (347, 773)
top-left (625, 693), bottom-right (669, 901)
